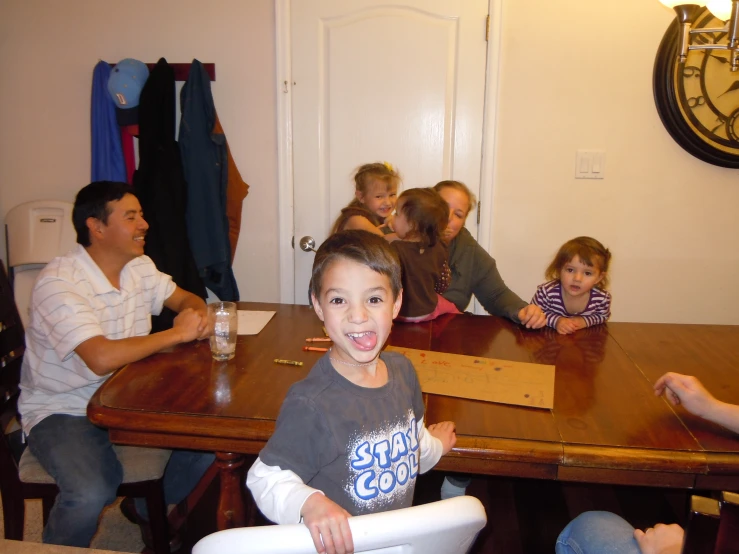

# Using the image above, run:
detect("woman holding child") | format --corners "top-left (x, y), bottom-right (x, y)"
top-left (331, 170), bottom-right (545, 327)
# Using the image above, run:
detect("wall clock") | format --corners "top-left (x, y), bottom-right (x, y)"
top-left (654, 7), bottom-right (739, 167)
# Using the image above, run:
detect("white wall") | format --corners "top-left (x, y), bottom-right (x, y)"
top-left (489, 0), bottom-right (739, 324)
top-left (0, 0), bottom-right (280, 303)
top-left (2, 0), bottom-right (738, 324)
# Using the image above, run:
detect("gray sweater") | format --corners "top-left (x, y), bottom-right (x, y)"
top-left (442, 227), bottom-right (527, 322)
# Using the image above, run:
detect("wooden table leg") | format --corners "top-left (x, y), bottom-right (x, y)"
top-left (215, 452), bottom-right (247, 530)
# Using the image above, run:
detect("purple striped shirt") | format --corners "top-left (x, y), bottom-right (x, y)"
top-left (531, 280), bottom-right (611, 329)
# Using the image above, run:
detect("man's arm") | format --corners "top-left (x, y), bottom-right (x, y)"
top-left (164, 286), bottom-right (210, 340)
top-left (163, 286), bottom-right (207, 315)
top-left (75, 286), bottom-right (208, 376)
top-left (655, 372), bottom-right (739, 434)
top-left (75, 308), bottom-right (204, 376)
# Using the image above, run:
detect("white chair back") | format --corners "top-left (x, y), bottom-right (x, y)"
top-left (5, 200), bottom-right (75, 329)
top-left (192, 496), bottom-right (487, 554)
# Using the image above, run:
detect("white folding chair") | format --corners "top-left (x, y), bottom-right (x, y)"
top-left (193, 496), bottom-right (487, 554)
top-left (5, 200), bottom-right (75, 329)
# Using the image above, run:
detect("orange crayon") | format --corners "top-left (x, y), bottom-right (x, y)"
top-left (303, 346), bottom-right (328, 352)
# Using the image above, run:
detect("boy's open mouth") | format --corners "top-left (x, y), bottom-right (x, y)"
top-left (347, 331), bottom-right (377, 351)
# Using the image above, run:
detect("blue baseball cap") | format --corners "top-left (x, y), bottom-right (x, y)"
top-left (107, 59), bottom-right (149, 126)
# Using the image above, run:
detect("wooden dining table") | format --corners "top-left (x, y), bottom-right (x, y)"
top-left (87, 302), bottom-right (739, 530)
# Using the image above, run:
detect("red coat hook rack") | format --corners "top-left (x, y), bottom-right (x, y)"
top-left (107, 62), bottom-right (216, 82)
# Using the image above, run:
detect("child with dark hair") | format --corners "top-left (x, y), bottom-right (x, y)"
top-left (247, 230), bottom-right (456, 554)
top-left (390, 188), bottom-right (459, 322)
top-left (532, 236), bottom-right (612, 335)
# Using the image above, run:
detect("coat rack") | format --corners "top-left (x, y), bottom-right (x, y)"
top-left (107, 62), bottom-right (216, 82)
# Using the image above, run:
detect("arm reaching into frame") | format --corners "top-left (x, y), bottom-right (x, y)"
top-left (654, 372), bottom-right (739, 434)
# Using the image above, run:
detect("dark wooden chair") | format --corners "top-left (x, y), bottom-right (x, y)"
top-left (0, 260), bottom-right (172, 553)
top-left (682, 491), bottom-right (739, 554)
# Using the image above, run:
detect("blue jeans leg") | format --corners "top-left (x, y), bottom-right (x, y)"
top-left (27, 415), bottom-right (123, 547)
top-left (555, 511), bottom-right (641, 554)
top-left (134, 450), bottom-right (215, 520)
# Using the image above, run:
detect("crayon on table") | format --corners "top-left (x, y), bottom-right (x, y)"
top-left (274, 359), bottom-right (303, 366)
top-left (303, 346), bottom-right (329, 352)
top-left (305, 337), bottom-right (333, 342)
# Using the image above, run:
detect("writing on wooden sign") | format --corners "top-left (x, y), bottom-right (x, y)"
top-left (386, 346), bottom-right (555, 409)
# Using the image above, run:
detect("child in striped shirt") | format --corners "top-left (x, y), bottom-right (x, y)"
top-left (531, 236), bottom-right (612, 335)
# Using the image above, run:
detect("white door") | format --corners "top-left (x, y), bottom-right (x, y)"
top-left (290, 0), bottom-right (489, 303)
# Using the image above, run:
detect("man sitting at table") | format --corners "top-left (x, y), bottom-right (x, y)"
top-left (555, 372), bottom-right (739, 554)
top-left (17, 181), bottom-right (215, 549)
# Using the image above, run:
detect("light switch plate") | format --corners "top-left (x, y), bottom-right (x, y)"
top-left (575, 150), bottom-right (605, 179)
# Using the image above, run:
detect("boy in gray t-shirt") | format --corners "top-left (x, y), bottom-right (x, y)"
top-left (247, 230), bottom-right (457, 554)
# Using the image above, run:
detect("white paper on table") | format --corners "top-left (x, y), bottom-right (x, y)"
top-left (237, 310), bottom-right (276, 335)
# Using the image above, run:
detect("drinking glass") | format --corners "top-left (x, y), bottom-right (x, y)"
top-left (208, 302), bottom-right (237, 361)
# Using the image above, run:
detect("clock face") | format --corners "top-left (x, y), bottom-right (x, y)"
top-left (654, 8), bottom-right (739, 167)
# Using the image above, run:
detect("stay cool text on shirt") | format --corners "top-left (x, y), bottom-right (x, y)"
top-left (348, 412), bottom-right (420, 505)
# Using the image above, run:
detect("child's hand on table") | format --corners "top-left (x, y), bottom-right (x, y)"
top-left (428, 421), bottom-right (457, 455)
top-left (301, 493), bottom-right (354, 554)
top-left (555, 316), bottom-right (586, 335)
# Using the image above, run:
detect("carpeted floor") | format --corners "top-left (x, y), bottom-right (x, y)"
top-left (0, 497), bottom-right (144, 553)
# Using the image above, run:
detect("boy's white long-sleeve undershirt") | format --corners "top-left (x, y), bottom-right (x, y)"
top-left (246, 417), bottom-right (444, 524)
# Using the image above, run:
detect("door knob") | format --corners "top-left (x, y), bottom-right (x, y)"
top-left (299, 236), bottom-right (317, 253)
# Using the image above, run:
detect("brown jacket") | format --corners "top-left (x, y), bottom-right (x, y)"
top-left (213, 113), bottom-right (249, 262)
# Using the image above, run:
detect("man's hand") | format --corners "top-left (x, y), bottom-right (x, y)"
top-left (164, 286), bottom-right (209, 339)
top-left (173, 308), bottom-right (206, 343)
top-left (301, 494), bottom-right (354, 554)
top-left (196, 306), bottom-right (211, 340)
top-left (518, 304), bottom-right (546, 329)
top-left (653, 373), bottom-right (717, 419)
top-left (74, 287), bottom-right (209, 375)
top-left (633, 523), bottom-right (684, 554)
top-left (427, 421), bottom-right (457, 455)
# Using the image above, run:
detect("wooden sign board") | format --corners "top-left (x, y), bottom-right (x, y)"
top-left (386, 346), bottom-right (555, 409)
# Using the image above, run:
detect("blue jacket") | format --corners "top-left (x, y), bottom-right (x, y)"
top-left (91, 61), bottom-right (126, 182)
top-left (178, 59), bottom-right (239, 301)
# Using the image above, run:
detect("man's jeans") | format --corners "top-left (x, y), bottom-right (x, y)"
top-left (28, 414), bottom-right (214, 547)
top-left (555, 511), bottom-right (641, 554)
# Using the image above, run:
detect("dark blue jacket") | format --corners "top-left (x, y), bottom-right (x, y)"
top-left (133, 58), bottom-right (206, 332)
top-left (178, 59), bottom-right (239, 301)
